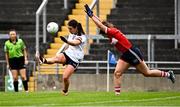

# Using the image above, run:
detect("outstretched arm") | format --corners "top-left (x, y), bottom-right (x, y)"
top-left (84, 4), bottom-right (107, 33)
top-left (91, 14), bottom-right (107, 33)
top-left (60, 36), bottom-right (81, 46)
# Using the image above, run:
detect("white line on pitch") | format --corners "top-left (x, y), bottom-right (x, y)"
top-left (71, 95), bottom-right (180, 106)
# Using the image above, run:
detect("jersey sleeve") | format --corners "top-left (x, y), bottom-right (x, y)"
top-left (20, 39), bottom-right (26, 49)
top-left (4, 42), bottom-right (8, 52)
top-left (67, 34), bottom-right (72, 41)
top-left (75, 35), bottom-right (87, 43)
top-left (80, 35), bottom-right (87, 44)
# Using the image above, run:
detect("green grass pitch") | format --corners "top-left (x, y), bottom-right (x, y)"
top-left (0, 91), bottom-right (180, 106)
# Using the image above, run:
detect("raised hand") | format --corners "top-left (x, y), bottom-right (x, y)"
top-left (84, 4), bottom-right (93, 17)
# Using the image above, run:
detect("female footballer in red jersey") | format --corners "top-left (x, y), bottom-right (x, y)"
top-left (84, 4), bottom-right (175, 95)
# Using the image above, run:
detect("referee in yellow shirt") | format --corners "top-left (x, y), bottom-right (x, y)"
top-left (4, 29), bottom-right (28, 92)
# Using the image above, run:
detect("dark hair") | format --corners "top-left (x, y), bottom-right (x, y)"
top-left (9, 29), bottom-right (17, 34)
top-left (102, 21), bottom-right (114, 28)
top-left (99, 21), bottom-right (114, 35)
top-left (68, 19), bottom-right (85, 36)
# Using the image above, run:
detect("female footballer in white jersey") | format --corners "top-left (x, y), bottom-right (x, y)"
top-left (36, 19), bottom-right (87, 95)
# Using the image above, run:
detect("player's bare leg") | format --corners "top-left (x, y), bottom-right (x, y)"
top-left (61, 65), bottom-right (75, 96)
top-left (114, 59), bottom-right (130, 95)
top-left (135, 61), bottom-right (175, 83)
top-left (36, 53), bottom-right (66, 64)
top-left (45, 54), bottom-right (66, 64)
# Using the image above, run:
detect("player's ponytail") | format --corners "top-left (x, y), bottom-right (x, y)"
top-left (77, 23), bottom-right (85, 36)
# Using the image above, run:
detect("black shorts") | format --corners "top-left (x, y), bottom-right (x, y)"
top-left (121, 46), bottom-right (143, 66)
top-left (9, 56), bottom-right (26, 70)
top-left (63, 52), bottom-right (79, 69)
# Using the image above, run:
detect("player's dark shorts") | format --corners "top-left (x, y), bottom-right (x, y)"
top-left (9, 56), bottom-right (26, 70)
top-left (63, 52), bottom-right (79, 69)
top-left (121, 46), bottom-right (143, 66)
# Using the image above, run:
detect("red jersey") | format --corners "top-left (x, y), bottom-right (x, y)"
top-left (106, 27), bottom-right (132, 53)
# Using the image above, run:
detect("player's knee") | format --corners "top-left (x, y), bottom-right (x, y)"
top-left (13, 78), bottom-right (18, 81)
top-left (114, 71), bottom-right (122, 78)
top-left (142, 71), bottom-right (151, 77)
top-left (21, 76), bottom-right (26, 81)
top-left (63, 76), bottom-right (69, 81)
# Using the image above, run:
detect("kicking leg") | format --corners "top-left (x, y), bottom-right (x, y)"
top-left (46, 54), bottom-right (66, 64)
top-left (36, 53), bottom-right (66, 64)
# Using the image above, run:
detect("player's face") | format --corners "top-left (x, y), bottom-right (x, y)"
top-left (9, 31), bottom-right (17, 41)
top-left (68, 26), bottom-right (77, 34)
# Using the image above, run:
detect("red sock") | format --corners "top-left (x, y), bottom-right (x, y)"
top-left (114, 86), bottom-right (121, 94)
top-left (161, 71), bottom-right (170, 77)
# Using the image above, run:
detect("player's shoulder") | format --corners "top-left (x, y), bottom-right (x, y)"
top-left (107, 27), bottom-right (120, 33)
top-left (5, 40), bottom-right (10, 44)
top-left (107, 27), bottom-right (115, 31)
top-left (69, 33), bottom-right (74, 37)
top-left (80, 34), bottom-right (87, 38)
top-left (17, 38), bottom-right (23, 41)
top-left (17, 38), bottom-right (25, 43)
top-left (109, 27), bottom-right (119, 31)
top-left (78, 34), bottom-right (87, 41)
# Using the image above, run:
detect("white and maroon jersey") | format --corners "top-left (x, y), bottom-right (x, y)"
top-left (64, 33), bottom-right (87, 63)
top-left (105, 27), bottom-right (132, 53)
